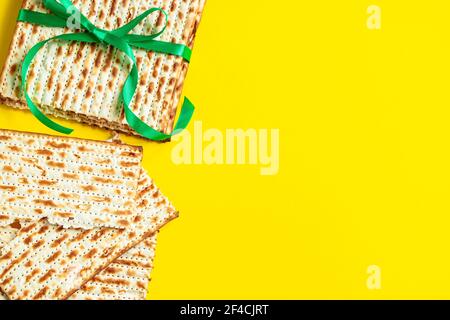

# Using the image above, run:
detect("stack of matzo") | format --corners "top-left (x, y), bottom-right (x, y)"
top-left (0, 0), bottom-right (206, 137)
top-left (0, 129), bottom-right (178, 300)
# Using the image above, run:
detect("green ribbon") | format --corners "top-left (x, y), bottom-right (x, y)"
top-left (18, 0), bottom-right (195, 141)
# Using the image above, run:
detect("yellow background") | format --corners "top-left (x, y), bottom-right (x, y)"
top-left (0, 0), bottom-right (450, 299)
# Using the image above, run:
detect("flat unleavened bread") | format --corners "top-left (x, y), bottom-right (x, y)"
top-left (0, 129), bottom-right (143, 230)
top-left (0, 224), bottom-right (158, 300)
top-left (69, 235), bottom-right (157, 300)
top-left (0, 0), bottom-right (206, 138)
top-left (0, 225), bottom-right (19, 253)
top-left (0, 221), bottom-right (21, 300)
top-left (0, 221), bottom-right (22, 257)
top-left (0, 169), bottom-right (177, 300)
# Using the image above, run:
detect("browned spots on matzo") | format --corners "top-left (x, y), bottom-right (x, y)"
top-left (59, 193), bottom-right (74, 199)
top-left (38, 225), bottom-right (50, 234)
top-left (126, 270), bottom-right (136, 277)
top-left (32, 287), bottom-right (49, 300)
top-left (81, 284), bottom-right (94, 292)
top-left (86, 87), bottom-right (92, 98)
top-left (36, 149), bottom-right (53, 156)
top-left (101, 245), bottom-right (116, 258)
top-left (19, 177), bottom-right (29, 184)
top-left (91, 229), bottom-right (109, 241)
top-left (71, 230), bottom-right (91, 243)
top-left (26, 269), bottom-right (41, 282)
top-left (79, 166), bottom-right (93, 173)
top-left (94, 52), bottom-right (102, 68)
top-left (46, 160), bottom-right (65, 168)
top-left (118, 220), bottom-right (130, 227)
top-left (101, 287), bottom-right (115, 295)
top-left (81, 185), bottom-right (97, 192)
top-left (24, 235), bottom-right (34, 245)
top-left (47, 70), bottom-right (55, 90)
top-left (132, 215), bottom-right (142, 223)
top-left (21, 223), bottom-right (36, 234)
top-left (38, 180), bottom-right (57, 186)
top-left (112, 66), bottom-right (118, 77)
top-left (45, 252), bottom-right (61, 264)
top-left (122, 171), bottom-right (135, 178)
top-left (3, 165), bottom-right (15, 172)
top-left (113, 210), bottom-right (132, 216)
top-left (152, 191), bottom-right (160, 199)
top-left (51, 234), bottom-right (69, 248)
top-left (96, 159), bottom-right (111, 165)
top-left (67, 250), bottom-right (79, 259)
top-left (21, 157), bottom-right (38, 165)
top-left (54, 212), bottom-right (74, 219)
top-left (45, 142), bottom-right (71, 149)
top-left (7, 145), bottom-right (22, 152)
top-left (8, 64), bottom-right (17, 75)
top-left (90, 196), bottom-right (111, 203)
top-left (32, 240), bottom-right (45, 250)
top-left (137, 281), bottom-right (146, 290)
top-left (0, 252), bottom-right (12, 261)
top-left (55, 83), bottom-right (61, 101)
top-left (7, 196), bottom-right (23, 202)
top-left (53, 288), bottom-right (62, 299)
top-left (94, 277), bottom-right (130, 287)
top-left (84, 249), bottom-right (98, 259)
top-left (104, 267), bottom-right (120, 275)
top-left (0, 185), bottom-right (16, 192)
top-left (7, 286), bottom-right (16, 297)
top-left (110, 0), bottom-right (118, 16)
top-left (62, 173), bottom-right (79, 179)
top-left (33, 199), bottom-right (57, 207)
top-left (92, 177), bottom-right (114, 184)
top-left (102, 168), bottom-right (115, 175)
top-left (18, 33), bottom-right (25, 47)
top-left (1, 277), bottom-right (12, 286)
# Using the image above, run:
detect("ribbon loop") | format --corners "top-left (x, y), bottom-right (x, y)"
top-left (43, 0), bottom-right (70, 19)
top-left (18, 0), bottom-right (195, 141)
top-left (112, 8), bottom-right (168, 39)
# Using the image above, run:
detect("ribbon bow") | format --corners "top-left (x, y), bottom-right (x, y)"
top-left (18, 0), bottom-right (195, 141)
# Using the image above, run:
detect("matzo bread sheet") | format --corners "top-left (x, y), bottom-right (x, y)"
top-left (0, 0), bottom-right (206, 137)
top-left (0, 129), bottom-right (143, 230)
top-left (69, 235), bottom-right (158, 300)
top-left (0, 224), bottom-right (158, 300)
top-left (0, 170), bottom-right (177, 300)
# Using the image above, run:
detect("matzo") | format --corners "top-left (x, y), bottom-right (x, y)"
top-left (0, 225), bottom-right (157, 300)
top-left (0, 222), bottom-right (20, 300)
top-left (0, 224), bottom-right (19, 253)
top-left (0, 0), bottom-right (206, 138)
top-left (0, 169), bottom-right (177, 300)
top-left (0, 129), bottom-right (143, 230)
top-left (69, 235), bottom-right (157, 300)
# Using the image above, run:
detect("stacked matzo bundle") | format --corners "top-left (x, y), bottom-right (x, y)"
top-left (0, 0), bottom-right (206, 137)
top-left (0, 129), bottom-right (178, 300)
